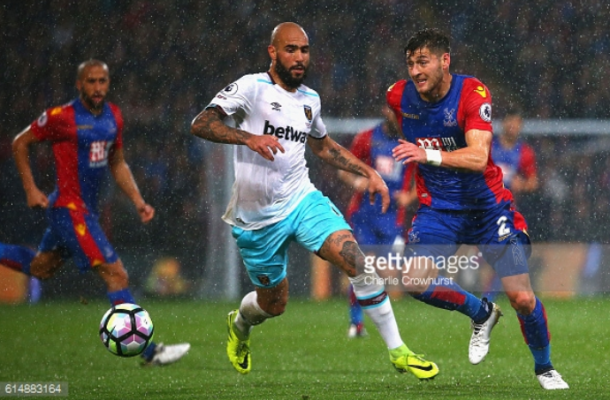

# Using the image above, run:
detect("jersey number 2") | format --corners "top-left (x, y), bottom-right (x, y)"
top-left (496, 216), bottom-right (511, 238)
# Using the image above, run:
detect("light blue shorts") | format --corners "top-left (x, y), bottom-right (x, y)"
top-left (232, 190), bottom-right (351, 288)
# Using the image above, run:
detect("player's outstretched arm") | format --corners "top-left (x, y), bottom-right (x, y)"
top-left (308, 135), bottom-right (390, 212)
top-left (190, 107), bottom-right (285, 161)
top-left (12, 127), bottom-right (49, 209)
top-left (392, 129), bottom-right (491, 173)
top-left (108, 147), bottom-right (155, 223)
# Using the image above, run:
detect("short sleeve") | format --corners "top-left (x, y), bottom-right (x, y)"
top-left (519, 143), bottom-right (537, 178)
top-left (205, 75), bottom-right (255, 117)
top-left (386, 81), bottom-right (407, 116)
top-left (29, 105), bottom-right (72, 142)
top-left (460, 78), bottom-right (493, 133)
top-left (108, 103), bottom-right (124, 150)
top-left (309, 107), bottom-right (327, 139)
top-left (350, 130), bottom-right (373, 163)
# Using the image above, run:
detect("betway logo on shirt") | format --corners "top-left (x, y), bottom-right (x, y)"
top-left (263, 120), bottom-right (307, 143)
top-left (416, 137), bottom-right (459, 152)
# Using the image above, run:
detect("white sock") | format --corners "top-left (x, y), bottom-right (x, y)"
top-left (349, 272), bottom-right (404, 350)
top-left (234, 291), bottom-right (272, 339)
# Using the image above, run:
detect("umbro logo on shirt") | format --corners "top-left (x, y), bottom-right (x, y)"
top-left (271, 102), bottom-right (282, 111)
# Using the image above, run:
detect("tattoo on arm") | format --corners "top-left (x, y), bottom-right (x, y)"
top-left (328, 147), bottom-right (366, 177)
top-left (190, 107), bottom-right (250, 145)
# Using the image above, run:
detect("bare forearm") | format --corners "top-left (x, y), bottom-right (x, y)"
top-left (438, 147), bottom-right (488, 173)
top-left (190, 108), bottom-right (252, 145)
top-left (111, 162), bottom-right (145, 207)
top-left (12, 136), bottom-right (37, 192)
top-left (338, 170), bottom-right (368, 192)
top-left (317, 140), bottom-right (371, 177)
top-left (513, 175), bottom-right (539, 193)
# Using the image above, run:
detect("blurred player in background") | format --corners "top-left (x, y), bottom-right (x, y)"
top-left (191, 22), bottom-right (438, 380)
top-left (492, 111), bottom-right (538, 195)
top-left (338, 105), bottom-right (417, 338)
top-left (484, 110), bottom-right (539, 300)
top-left (389, 29), bottom-right (568, 389)
top-left (0, 60), bottom-right (190, 366)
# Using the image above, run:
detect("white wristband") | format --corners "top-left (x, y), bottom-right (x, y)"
top-left (425, 149), bottom-right (442, 166)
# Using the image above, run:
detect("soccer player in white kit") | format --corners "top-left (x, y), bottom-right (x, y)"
top-left (191, 22), bottom-right (438, 380)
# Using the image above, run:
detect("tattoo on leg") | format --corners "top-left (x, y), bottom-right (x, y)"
top-left (320, 233), bottom-right (350, 256)
top-left (329, 233), bottom-right (352, 247)
top-left (340, 241), bottom-right (365, 275)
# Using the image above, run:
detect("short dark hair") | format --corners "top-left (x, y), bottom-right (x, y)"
top-left (404, 28), bottom-right (451, 56)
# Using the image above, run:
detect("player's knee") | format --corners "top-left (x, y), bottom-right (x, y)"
top-left (97, 262), bottom-right (130, 290)
top-left (29, 253), bottom-right (62, 280)
top-left (30, 268), bottom-right (54, 280)
top-left (507, 291), bottom-right (536, 314)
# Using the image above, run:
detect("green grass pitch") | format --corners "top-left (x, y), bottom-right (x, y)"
top-left (0, 296), bottom-right (607, 399)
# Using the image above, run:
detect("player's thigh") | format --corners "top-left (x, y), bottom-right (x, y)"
top-left (477, 205), bottom-right (531, 279)
top-left (44, 207), bottom-right (119, 273)
top-left (232, 222), bottom-right (292, 289)
top-left (406, 207), bottom-right (460, 274)
top-left (294, 190), bottom-right (352, 254)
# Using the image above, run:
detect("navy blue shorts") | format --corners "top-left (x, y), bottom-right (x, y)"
top-left (39, 207), bottom-right (119, 273)
top-left (407, 203), bottom-right (531, 278)
top-left (350, 210), bottom-right (402, 246)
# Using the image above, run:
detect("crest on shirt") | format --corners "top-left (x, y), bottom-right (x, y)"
top-left (479, 103), bottom-right (492, 122)
top-left (37, 112), bottom-right (48, 127)
top-left (271, 102), bottom-right (282, 111)
top-left (223, 83), bottom-right (238, 96)
top-left (443, 108), bottom-right (457, 127)
top-left (303, 105), bottom-right (312, 122)
top-left (408, 230), bottom-right (420, 244)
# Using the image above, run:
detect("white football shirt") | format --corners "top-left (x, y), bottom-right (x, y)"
top-left (206, 72), bottom-right (328, 230)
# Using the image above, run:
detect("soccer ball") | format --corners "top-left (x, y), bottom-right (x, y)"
top-left (99, 303), bottom-right (154, 357)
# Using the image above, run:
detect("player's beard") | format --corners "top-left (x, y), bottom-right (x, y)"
top-left (275, 59), bottom-right (308, 89)
top-left (80, 90), bottom-right (105, 113)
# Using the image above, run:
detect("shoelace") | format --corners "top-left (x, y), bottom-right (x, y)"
top-left (541, 371), bottom-right (561, 380)
top-left (471, 320), bottom-right (484, 335)
top-left (236, 342), bottom-right (249, 356)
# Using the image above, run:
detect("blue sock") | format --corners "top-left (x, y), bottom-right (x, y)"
top-left (517, 297), bottom-right (552, 373)
top-left (348, 285), bottom-right (364, 325)
top-left (141, 342), bottom-right (157, 360)
top-left (107, 288), bottom-right (136, 306)
top-left (0, 243), bottom-right (35, 275)
top-left (107, 288), bottom-right (158, 359)
top-left (413, 278), bottom-right (490, 322)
